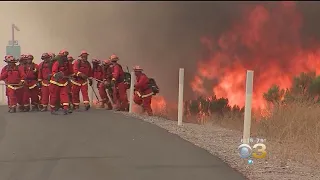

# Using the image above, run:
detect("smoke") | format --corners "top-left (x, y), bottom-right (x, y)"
top-left (0, 2), bottom-right (320, 104)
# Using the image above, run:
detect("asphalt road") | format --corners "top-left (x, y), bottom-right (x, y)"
top-left (0, 107), bottom-right (246, 180)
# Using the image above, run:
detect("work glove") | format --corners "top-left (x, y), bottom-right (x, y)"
top-left (88, 79), bottom-right (93, 86)
top-left (36, 81), bottom-right (42, 88)
top-left (54, 72), bottom-right (63, 81)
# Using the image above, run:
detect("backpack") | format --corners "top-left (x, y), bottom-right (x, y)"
top-left (124, 72), bottom-right (131, 88)
top-left (148, 78), bottom-right (159, 95)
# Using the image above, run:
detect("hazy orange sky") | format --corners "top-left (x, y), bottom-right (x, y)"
top-left (1, 2), bottom-right (320, 106)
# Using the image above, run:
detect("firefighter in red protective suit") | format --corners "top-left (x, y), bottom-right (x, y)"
top-left (133, 65), bottom-right (153, 116)
top-left (38, 53), bottom-right (52, 112)
top-left (0, 55), bottom-right (25, 113)
top-left (102, 59), bottom-right (114, 109)
top-left (71, 51), bottom-right (93, 110)
top-left (19, 54), bottom-right (40, 111)
top-left (49, 50), bottom-right (73, 115)
top-left (48, 52), bottom-right (56, 60)
top-left (92, 58), bottom-right (113, 109)
top-left (18, 54), bottom-right (26, 66)
top-left (110, 54), bottom-right (128, 111)
top-left (16, 54), bottom-right (27, 111)
top-left (67, 55), bottom-right (74, 109)
top-left (92, 58), bottom-right (104, 108)
top-left (68, 55), bottom-right (74, 64)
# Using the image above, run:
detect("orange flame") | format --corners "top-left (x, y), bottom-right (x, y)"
top-left (191, 2), bottom-right (320, 109)
top-left (131, 95), bottom-right (167, 116)
top-left (151, 95), bottom-right (167, 115)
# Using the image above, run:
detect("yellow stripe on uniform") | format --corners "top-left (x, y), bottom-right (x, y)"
top-left (50, 80), bottom-right (68, 86)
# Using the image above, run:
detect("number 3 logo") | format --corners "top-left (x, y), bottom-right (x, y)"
top-left (252, 143), bottom-right (267, 159)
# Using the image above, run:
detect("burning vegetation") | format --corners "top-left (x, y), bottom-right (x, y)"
top-left (179, 2), bottom-right (320, 121)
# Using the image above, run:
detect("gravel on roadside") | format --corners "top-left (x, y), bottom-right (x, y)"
top-left (119, 112), bottom-right (320, 180)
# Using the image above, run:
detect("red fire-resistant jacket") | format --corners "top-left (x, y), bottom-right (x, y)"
top-left (19, 63), bottom-right (39, 89)
top-left (111, 63), bottom-right (124, 83)
top-left (135, 73), bottom-right (153, 97)
top-left (93, 64), bottom-right (103, 81)
top-left (50, 60), bottom-right (73, 86)
top-left (72, 60), bottom-right (92, 86)
top-left (38, 61), bottom-right (52, 86)
top-left (0, 65), bottom-right (24, 90)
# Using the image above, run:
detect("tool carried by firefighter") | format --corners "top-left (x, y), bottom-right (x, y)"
top-left (105, 88), bottom-right (115, 108)
top-left (91, 77), bottom-right (115, 109)
top-left (91, 85), bottom-right (100, 103)
top-left (71, 52), bottom-right (92, 111)
top-left (125, 66), bottom-right (131, 89)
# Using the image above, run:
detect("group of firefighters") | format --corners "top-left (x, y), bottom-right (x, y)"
top-left (0, 50), bottom-right (158, 116)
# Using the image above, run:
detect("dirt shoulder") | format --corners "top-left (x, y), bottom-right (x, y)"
top-left (120, 112), bottom-right (320, 180)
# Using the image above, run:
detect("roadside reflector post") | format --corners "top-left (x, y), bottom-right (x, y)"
top-left (129, 71), bottom-right (136, 113)
top-left (243, 70), bottom-right (254, 144)
top-left (178, 68), bottom-right (184, 126)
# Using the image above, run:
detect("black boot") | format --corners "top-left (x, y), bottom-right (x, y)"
top-left (51, 109), bottom-right (58, 115)
top-left (18, 105), bottom-right (24, 112)
top-left (68, 108), bottom-right (73, 114)
top-left (24, 106), bottom-right (30, 112)
top-left (31, 105), bottom-right (39, 111)
top-left (40, 106), bottom-right (48, 112)
top-left (85, 104), bottom-right (90, 111)
top-left (63, 109), bottom-right (68, 115)
top-left (9, 107), bottom-right (16, 113)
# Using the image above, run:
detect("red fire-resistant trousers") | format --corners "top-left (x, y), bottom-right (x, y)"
top-left (23, 86), bottom-right (39, 107)
top-left (98, 82), bottom-right (112, 109)
top-left (6, 87), bottom-right (23, 108)
top-left (113, 82), bottom-right (128, 111)
top-left (72, 84), bottom-right (90, 105)
top-left (133, 89), bottom-right (153, 116)
top-left (40, 85), bottom-right (50, 107)
top-left (49, 84), bottom-right (69, 110)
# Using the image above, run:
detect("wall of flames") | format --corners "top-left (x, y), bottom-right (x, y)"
top-left (141, 2), bottom-right (320, 115)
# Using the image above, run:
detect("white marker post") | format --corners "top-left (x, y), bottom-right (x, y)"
top-left (243, 70), bottom-right (254, 144)
top-left (90, 81), bottom-right (94, 106)
top-left (178, 68), bottom-right (184, 126)
top-left (129, 71), bottom-right (136, 113)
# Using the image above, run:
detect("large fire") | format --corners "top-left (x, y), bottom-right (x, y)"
top-left (191, 2), bottom-right (320, 109)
